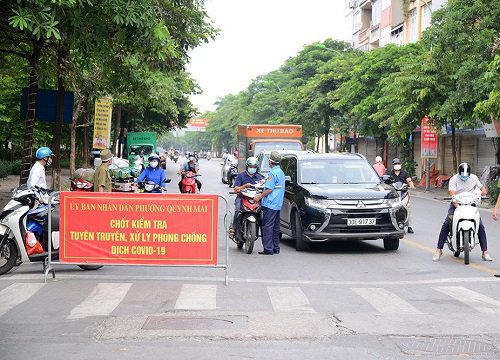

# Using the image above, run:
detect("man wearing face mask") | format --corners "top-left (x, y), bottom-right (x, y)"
top-left (228, 157), bottom-right (264, 238)
top-left (389, 158), bottom-right (416, 233)
top-left (27, 147), bottom-right (54, 189)
top-left (136, 154), bottom-right (167, 191)
top-left (433, 162), bottom-right (492, 262)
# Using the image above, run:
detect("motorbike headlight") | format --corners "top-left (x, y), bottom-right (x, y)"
top-left (305, 197), bottom-right (337, 209)
top-left (385, 197), bottom-right (402, 208)
top-left (145, 184), bottom-right (155, 192)
top-left (76, 182), bottom-right (85, 188)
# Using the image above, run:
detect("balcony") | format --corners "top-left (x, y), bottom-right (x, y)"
top-left (359, 28), bottom-right (369, 44)
top-left (359, 0), bottom-right (372, 9)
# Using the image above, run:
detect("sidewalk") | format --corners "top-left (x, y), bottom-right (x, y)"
top-left (0, 169), bottom-right (71, 194)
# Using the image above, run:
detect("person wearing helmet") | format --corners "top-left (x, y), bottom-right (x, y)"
top-left (254, 151), bottom-right (286, 255)
top-left (433, 162), bottom-right (492, 262)
top-left (27, 147), bottom-right (54, 189)
top-left (228, 157), bottom-right (264, 238)
top-left (178, 155), bottom-right (201, 192)
top-left (136, 154), bottom-right (168, 191)
top-left (93, 148), bottom-right (114, 192)
top-left (389, 158), bottom-right (416, 233)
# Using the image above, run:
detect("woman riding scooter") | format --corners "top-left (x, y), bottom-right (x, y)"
top-left (135, 154), bottom-right (169, 193)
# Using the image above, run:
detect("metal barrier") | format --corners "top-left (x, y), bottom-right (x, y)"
top-left (44, 192), bottom-right (231, 285)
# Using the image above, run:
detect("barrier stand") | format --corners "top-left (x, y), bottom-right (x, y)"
top-left (44, 192), bottom-right (231, 285)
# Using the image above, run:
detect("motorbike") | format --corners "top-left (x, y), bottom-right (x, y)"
top-left (206, 153), bottom-right (211, 161)
top-left (446, 191), bottom-right (482, 265)
top-left (137, 179), bottom-right (171, 193)
top-left (0, 185), bottom-right (101, 275)
top-left (180, 171), bottom-right (201, 193)
top-left (383, 175), bottom-right (414, 232)
top-left (227, 164), bottom-right (239, 188)
top-left (230, 183), bottom-right (263, 254)
top-left (70, 178), bottom-right (93, 191)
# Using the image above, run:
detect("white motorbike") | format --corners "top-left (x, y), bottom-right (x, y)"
top-left (0, 185), bottom-right (101, 274)
top-left (446, 192), bottom-right (482, 265)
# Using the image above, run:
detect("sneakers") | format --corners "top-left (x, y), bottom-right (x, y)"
top-left (407, 227), bottom-right (414, 234)
top-left (482, 253), bottom-right (493, 261)
top-left (432, 250), bottom-right (442, 262)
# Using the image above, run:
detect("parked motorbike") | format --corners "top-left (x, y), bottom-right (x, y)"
top-left (180, 171), bottom-right (201, 193)
top-left (446, 191), bottom-right (483, 265)
top-left (70, 178), bottom-right (93, 191)
top-left (227, 164), bottom-right (239, 188)
top-left (137, 179), bottom-right (171, 193)
top-left (230, 183), bottom-right (263, 254)
top-left (0, 185), bottom-right (101, 275)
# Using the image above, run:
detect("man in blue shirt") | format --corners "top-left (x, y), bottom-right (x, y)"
top-left (229, 157), bottom-right (264, 238)
top-left (136, 154), bottom-right (168, 192)
top-left (254, 151), bottom-right (285, 255)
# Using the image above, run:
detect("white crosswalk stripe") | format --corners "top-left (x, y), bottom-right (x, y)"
top-left (175, 284), bottom-right (217, 310)
top-left (67, 283), bottom-right (132, 320)
top-left (433, 286), bottom-right (500, 314)
top-left (0, 283), bottom-right (45, 317)
top-left (267, 286), bottom-right (315, 313)
top-left (351, 287), bottom-right (421, 313)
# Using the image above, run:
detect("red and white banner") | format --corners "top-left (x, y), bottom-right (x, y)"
top-left (421, 116), bottom-right (438, 158)
top-left (59, 192), bottom-right (218, 265)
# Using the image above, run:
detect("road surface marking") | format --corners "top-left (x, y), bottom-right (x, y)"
top-left (67, 283), bottom-right (131, 319)
top-left (267, 286), bottom-right (315, 313)
top-left (175, 284), bottom-right (216, 310)
top-left (433, 286), bottom-right (500, 314)
top-left (0, 283), bottom-right (45, 317)
top-left (351, 287), bottom-right (421, 313)
top-left (401, 238), bottom-right (497, 276)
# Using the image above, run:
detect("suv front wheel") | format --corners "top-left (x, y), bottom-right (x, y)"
top-left (383, 237), bottom-right (399, 251)
top-left (293, 211), bottom-right (311, 251)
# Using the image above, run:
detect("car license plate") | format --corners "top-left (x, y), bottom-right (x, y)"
top-left (347, 218), bottom-right (376, 226)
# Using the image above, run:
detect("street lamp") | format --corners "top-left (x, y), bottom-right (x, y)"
top-left (315, 43), bottom-right (343, 55)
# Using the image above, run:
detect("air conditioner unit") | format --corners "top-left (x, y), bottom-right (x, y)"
top-left (348, 0), bottom-right (356, 8)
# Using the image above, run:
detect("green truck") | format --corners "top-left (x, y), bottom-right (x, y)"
top-left (126, 132), bottom-right (157, 163)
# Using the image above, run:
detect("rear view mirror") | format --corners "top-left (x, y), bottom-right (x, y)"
top-left (164, 179), bottom-right (172, 183)
top-left (285, 176), bottom-right (292, 183)
top-left (382, 175), bottom-right (394, 184)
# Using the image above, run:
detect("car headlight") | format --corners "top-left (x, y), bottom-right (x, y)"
top-left (305, 197), bottom-right (337, 209)
top-left (385, 197), bottom-right (402, 208)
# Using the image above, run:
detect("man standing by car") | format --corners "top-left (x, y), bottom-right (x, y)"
top-left (389, 158), bottom-right (416, 233)
top-left (254, 151), bottom-right (285, 255)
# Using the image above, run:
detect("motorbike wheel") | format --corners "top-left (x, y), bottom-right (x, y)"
top-left (78, 265), bottom-right (103, 271)
top-left (237, 241), bottom-right (244, 249)
top-left (245, 222), bottom-right (256, 254)
top-left (293, 211), bottom-right (310, 251)
top-left (228, 176), bottom-right (233, 188)
top-left (453, 251), bottom-right (460, 257)
top-left (0, 237), bottom-right (19, 275)
top-left (463, 230), bottom-right (470, 265)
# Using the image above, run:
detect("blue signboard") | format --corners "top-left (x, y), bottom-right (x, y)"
top-left (20, 88), bottom-right (74, 124)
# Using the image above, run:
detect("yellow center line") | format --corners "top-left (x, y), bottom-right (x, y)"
top-left (401, 238), bottom-right (498, 276)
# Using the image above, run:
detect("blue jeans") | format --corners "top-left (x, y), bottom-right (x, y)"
top-left (232, 198), bottom-right (242, 229)
top-left (437, 203), bottom-right (487, 251)
top-left (261, 207), bottom-right (281, 253)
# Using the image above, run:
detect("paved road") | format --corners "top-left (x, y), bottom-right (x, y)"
top-left (1, 159), bottom-right (499, 359)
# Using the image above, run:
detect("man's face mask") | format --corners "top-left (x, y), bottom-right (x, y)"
top-left (459, 175), bottom-right (470, 181)
top-left (247, 167), bottom-right (257, 175)
top-left (149, 161), bottom-right (158, 168)
top-left (393, 164), bottom-right (401, 171)
top-left (46, 157), bottom-right (52, 167)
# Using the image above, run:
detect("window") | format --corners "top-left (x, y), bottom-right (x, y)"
top-left (422, 3), bottom-right (432, 31)
top-left (381, 0), bottom-right (391, 10)
top-left (409, 8), bottom-right (418, 43)
top-left (284, 158), bottom-right (297, 183)
top-left (380, 26), bottom-right (391, 47)
top-left (371, 0), bottom-right (381, 26)
top-left (299, 159), bottom-right (380, 184)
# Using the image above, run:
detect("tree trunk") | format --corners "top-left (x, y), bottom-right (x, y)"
top-left (19, 42), bottom-right (42, 186)
top-left (451, 122), bottom-right (457, 172)
top-left (70, 96), bottom-right (86, 177)
top-left (82, 100), bottom-right (89, 167)
top-left (113, 104), bottom-right (122, 156)
top-left (324, 116), bottom-right (330, 153)
top-left (51, 47), bottom-right (67, 191)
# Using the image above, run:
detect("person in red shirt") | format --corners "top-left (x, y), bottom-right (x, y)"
top-left (373, 156), bottom-right (386, 177)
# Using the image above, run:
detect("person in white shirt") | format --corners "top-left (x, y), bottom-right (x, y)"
top-left (27, 147), bottom-right (54, 189)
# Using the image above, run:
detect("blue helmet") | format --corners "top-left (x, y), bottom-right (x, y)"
top-left (35, 147), bottom-right (53, 160)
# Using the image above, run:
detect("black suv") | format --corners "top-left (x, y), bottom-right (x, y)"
top-left (279, 153), bottom-right (406, 251)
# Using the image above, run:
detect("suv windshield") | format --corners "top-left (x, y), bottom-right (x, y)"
top-left (254, 142), bottom-right (302, 157)
top-left (300, 159), bottom-right (381, 184)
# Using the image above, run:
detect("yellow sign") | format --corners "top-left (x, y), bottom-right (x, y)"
top-left (92, 97), bottom-right (113, 149)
